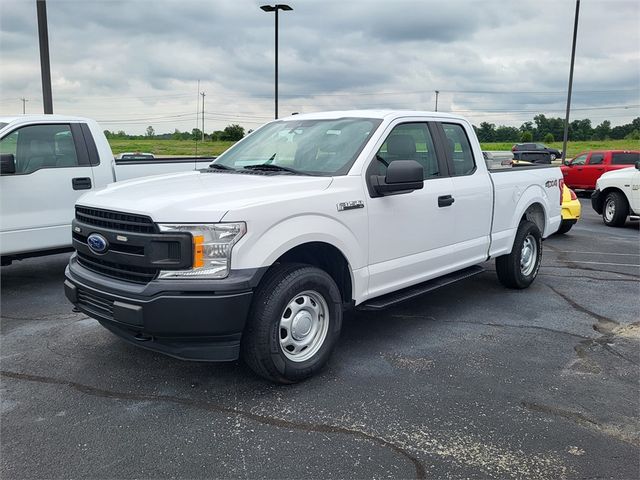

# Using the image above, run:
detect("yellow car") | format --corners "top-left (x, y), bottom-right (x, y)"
top-left (558, 184), bottom-right (581, 234)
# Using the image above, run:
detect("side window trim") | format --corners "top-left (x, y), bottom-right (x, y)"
top-left (70, 123), bottom-right (91, 166)
top-left (428, 122), bottom-right (453, 177)
top-left (79, 123), bottom-right (101, 166)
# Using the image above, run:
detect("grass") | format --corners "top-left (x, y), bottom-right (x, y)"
top-left (480, 139), bottom-right (640, 157)
top-left (107, 139), bottom-right (236, 157)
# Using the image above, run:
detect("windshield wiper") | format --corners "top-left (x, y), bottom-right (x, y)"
top-left (207, 163), bottom-right (236, 171)
top-left (243, 164), bottom-right (308, 175)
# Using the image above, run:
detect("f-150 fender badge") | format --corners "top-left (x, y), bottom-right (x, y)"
top-left (545, 179), bottom-right (558, 188)
top-left (337, 200), bottom-right (365, 211)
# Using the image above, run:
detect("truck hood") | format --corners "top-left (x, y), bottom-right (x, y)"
top-left (78, 170), bottom-right (333, 222)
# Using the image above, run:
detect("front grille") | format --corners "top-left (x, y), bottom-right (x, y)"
top-left (75, 206), bottom-right (156, 234)
top-left (77, 252), bottom-right (158, 284)
top-left (77, 287), bottom-right (114, 320)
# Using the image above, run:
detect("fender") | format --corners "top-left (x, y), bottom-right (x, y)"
top-left (490, 184), bottom-right (553, 257)
top-left (230, 213), bottom-right (368, 299)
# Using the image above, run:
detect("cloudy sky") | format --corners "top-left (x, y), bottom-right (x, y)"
top-left (1, 0), bottom-right (638, 134)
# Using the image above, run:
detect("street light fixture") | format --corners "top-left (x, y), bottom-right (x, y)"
top-left (260, 4), bottom-right (293, 119)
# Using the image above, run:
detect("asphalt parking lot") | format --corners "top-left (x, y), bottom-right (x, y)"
top-left (1, 198), bottom-right (638, 480)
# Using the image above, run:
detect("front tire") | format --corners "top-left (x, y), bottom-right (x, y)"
top-left (241, 263), bottom-right (342, 383)
top-left (496, 221), bottom-right (542, 289)
top-left (602, 191), bottom-right (628, 227)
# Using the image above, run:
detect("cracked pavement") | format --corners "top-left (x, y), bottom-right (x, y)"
top-left (1, 198), bottom-right (639, 479)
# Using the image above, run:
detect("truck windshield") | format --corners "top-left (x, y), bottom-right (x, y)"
top-left (212, 117), bottom-right (382, 176)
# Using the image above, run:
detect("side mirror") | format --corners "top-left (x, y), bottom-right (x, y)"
top-left (0, 154), bottom-right (16, 175)
top-left (635, 160), bottom-right (640, 170)
top-left (371, 160), bottom-right (424, 196)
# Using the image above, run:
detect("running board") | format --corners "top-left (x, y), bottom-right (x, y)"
top-left (359, 265), bottom-right (484, 311)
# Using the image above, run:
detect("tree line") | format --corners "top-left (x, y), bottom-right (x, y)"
top-left (474, 115), bottom-right (640, 143)
top-left (104, 123), bottom-right (247, 141)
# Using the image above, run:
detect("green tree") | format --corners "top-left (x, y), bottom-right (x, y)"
top-left (624, 129), bottom-right (640, 140)
top-left (543, 132), bottom-right (554, 143)
top-left (210, 130), bottom-right (224, 141)
top-left (495, 126), bottom-right (520, 142)
top-left (592, 120), bottom-right (611, 140)
top-left (221, 124), bottom-right (245, 141)
top-left (191, 128), bottom-right (203, 141)
top-left (476, 122), bottom-right (496, 142)
top-left (172, 129), bottom-right (182, 140)
top-left (520, 131), bottom-right (533, 142)
top-left (145, 126), bottom-right (155, 137)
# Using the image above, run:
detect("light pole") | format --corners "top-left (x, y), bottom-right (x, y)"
top-left (561, 0), bottom-right (580, 163)
top-left (434, 90), bottom-right (439, 112)
top-left (260, 4), bottom-right (293, 119)
top-left (36, 0), bottom-right (53, 114)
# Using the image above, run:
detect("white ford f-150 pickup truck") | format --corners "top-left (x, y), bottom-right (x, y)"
top-left (63, 110), bottom-right (563, 383)
top-left (0, 115), bottom-right (214, 264)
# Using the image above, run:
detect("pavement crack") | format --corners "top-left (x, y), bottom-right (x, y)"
top-left (438, 318), bottom-right (591, 340)
top-left (545, 284), bottom-right (618, 327)
top-left (0, 369), bottom-right (426, 479)
top-left (520, 401), bottom-right (640, 447)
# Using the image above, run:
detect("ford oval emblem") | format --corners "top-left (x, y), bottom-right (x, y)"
top-left (87, 233), bottom-right (109, 255)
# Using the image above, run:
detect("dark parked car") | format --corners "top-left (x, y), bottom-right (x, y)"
top-left (512, 143), bottom-right (562, 161)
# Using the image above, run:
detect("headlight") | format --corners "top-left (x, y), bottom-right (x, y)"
top-left (157, 223), bottom-right (246, 279)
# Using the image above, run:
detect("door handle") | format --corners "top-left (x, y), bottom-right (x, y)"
top-left (438, 195), bottom-right (455, 207)
top-left (72, 177), bottom-right (92, 190)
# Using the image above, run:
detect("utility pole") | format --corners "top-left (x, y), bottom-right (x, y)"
top-left (20, 97), bottom-right (29, 114)
top-left (36, 0), bottom-right (53, 114)
top-left (561, 0), bottom-right (580, 163)
top-left (200, 91), bottom-right (206, 141)
top-left (434, 90), bottom-right (440, 112)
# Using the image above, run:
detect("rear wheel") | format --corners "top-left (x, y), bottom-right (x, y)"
top-left (241, 263), bottom-right (342, 383)
top-left (496, 221), bottom-right (542, 289)
top-left (556, 220), bottom-right (575, 234)
top-left (602, 191), bottom-right (628, 227)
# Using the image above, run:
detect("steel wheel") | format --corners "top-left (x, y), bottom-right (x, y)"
top-left (520, 234), bottom-right (537, 276)
top-left (604, 198), bottom-right (616, 222)
top-left (279, 290), bottom-right (329, 363)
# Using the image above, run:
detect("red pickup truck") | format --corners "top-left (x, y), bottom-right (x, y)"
top-left (561, 150), bottom-right (640, 190)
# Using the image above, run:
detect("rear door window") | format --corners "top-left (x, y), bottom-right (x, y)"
top-left (441, 123), bottom-right (476, 176)
top-left (611, 152), bottom-right (639, 165)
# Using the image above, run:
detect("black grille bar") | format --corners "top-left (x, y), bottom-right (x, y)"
top-left (75, 206), bottom-right (156, 234)
top-left (77, 288), bottom-right (114, 320)
top-left (77, 252), bottom-right (157, 283)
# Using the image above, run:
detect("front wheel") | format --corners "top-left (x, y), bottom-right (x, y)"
top-left (602, 191), bottom-right (628, 227)
top-left (241, 263), bottom-right (342, 383)
top-left (550, 153), bottom-right (557, 161)
top-left (496, 221), bottom-right (542, 289)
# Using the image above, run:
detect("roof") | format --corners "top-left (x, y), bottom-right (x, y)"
top-left (0, 114), bottom-right (94, 125)
top-left (279, 109), bottom-right (467, 122)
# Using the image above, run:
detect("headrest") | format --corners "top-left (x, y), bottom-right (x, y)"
top-left (387, 135), bottom-right (416, 155)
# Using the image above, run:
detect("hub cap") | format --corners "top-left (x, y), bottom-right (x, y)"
top-left (279, 290), bottom-right (329, 362)
top-left (604, 199), bottom-right (616, 222)
top-left (520, 234), bottom-right (538, 276)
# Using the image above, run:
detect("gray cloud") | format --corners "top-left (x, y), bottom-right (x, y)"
top-left (1, 0), bottom-right (638, 133)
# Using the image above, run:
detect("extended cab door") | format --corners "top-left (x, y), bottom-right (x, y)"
top-left (0, 123), bottom-right (96, 255)
top-left (436, 122), bottom-right (493, 265)
top-left (365, 121), bottom-right (455, 298)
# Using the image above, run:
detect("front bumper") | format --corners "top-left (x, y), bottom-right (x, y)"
top-left (64, 254), bottom-right (266, 361)
top-left (591, 189), bottom-right (604, 214)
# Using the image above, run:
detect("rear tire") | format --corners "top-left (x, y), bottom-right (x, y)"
top-left (241, 263), bottom-right (342, 383)
top-left (602, 191), bottom-right (628, 227)
top-left (556, 220), bottom-right (574, 234)
top-left (496, 221), bottom-right (542, 289)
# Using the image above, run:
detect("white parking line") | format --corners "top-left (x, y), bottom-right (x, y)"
top-left (555, 261), bottom-right (640, 267)
top-left (550, 250), bottom-right (640, 257)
